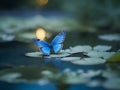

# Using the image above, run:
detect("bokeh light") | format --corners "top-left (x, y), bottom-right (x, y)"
top-left (36, 28), bottom-right (46, 40)
top-left (36, 0), bottom-right (48, 7)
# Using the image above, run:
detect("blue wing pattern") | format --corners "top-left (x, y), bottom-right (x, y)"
top-left (51, 31), bottom-right (66, 53)
top-left (33, 38), bottom-right (51, 55)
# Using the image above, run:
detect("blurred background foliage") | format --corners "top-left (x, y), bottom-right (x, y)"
top-left (0, 0), bottom-right (120, 33)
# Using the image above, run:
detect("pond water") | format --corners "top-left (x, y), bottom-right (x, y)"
top-left (0, 32), bottom-right (120, 90)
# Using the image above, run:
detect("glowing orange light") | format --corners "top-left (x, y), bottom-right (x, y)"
top-left (36, 0), bottom-right (48, 6)
top-left (36, 28), bottom-right (46, 40)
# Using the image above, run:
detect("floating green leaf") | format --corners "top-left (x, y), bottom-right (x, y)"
top-left (87, 80), bottom-right (100, 87)
top-left (71, 58), bottom-right (106, 65)
top-left (106, 53), bottom-right (120, 63)
top-left (98, 34), bottom-right (120, 41)
top-left (0, 66), bottom-right (58, 83)
top-left (25, 45), bottom-right (117, 65)
top-left (93, 45), bottom-right (112, 52)
top-left (25, 52), bottom-right (43, 57)
top-left (41, 70), bottom-right (55, 79)
top-left (102, 70), bottom-right (119, 79)
top-left (103, 78), bottom-right (120, 89)
top-left (0, 73), bottom-right (22, 82)
top-left (70, 45), bottom-right (92, 53)
top-left (0, 66), bottom-right (104, 85)
top-left (25, 50), bottom-right (71, 58)
top-left (61, 57), bottom-right (81, 61)
top-left (0, 34), bottom-right (15, 42)
top-left (59, 71), bottom-right (88, 84)
top-left (80, 70), bottom-right (102, 78)
top-left (86, 51), bottom-right (115, 59)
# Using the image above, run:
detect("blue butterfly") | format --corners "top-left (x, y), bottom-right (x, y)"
top-left (33, 31), bottom-right (66, 55)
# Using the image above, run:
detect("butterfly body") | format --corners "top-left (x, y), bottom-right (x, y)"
top-left (33, 31), bottom-right (66, 55)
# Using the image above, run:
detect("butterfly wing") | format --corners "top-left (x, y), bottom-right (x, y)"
top-left (33, 38), bottom-right (51, 55)
top-left (51, 31), bottom-right (66, 53)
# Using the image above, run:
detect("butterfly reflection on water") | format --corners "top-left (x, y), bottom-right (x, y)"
top-left (33, 31), bottom-right (66, 55)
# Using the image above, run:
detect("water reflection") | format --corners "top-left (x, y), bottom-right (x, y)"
top-left (42, 57), bottom-right (107, 71)
top-left (43, 57), bottom-right (62, 68)
top-left (0, 81), bottom-right (57, 90)
top-left (0, 81), bottom-right (106, 90)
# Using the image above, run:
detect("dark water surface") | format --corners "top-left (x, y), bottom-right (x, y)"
top-left (0, 32), bottom-right (119, 90)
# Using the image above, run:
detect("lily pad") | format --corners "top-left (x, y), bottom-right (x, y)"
top-left (0, 66), bottom-right (98, 85)
top-left (59, 70), bottom-right (102, 84)
top-left (87, 80), bottom-right (101, 87)
top-left (68, 45), bottom-right (92, 54)
top-left (102, 70), bottom-right (119, 79)
top-left (37, 79), bottom-right (50, 86)
top-left (46, 51), bottom-right (71, 58)
top-left (118, 49), bottom-right (120, 52)
top-left (80, 70), bottom-right (102, 78)
top-left (61, 57), bottom-right (81, 61)
top-left (0, 66), bottom-right (58, 83)
top-left (86, 51), bottom-right (115, 59)
top-left (0, 73), bottom-right (22, 82)
top-left (0, 34), bottom-right (15, 42)
top-left (25, 50), bottom-right (71, 58)
top-left (25, 52), bottom-right (43, 57)
top-left (98, 34), bottom-right (120, 41)
top-left (93, 45), bottom-right (112, 52)
top-left (106, 52), bottom-right (120, 63)
top-left (71, 58), bottom-right (106, 65)
top-left (41, 70), bottom-right (56, 79)
top-left (103, 78), bottom-right (120, 89)
top-left (60, 71), bottom-right (88, 84)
